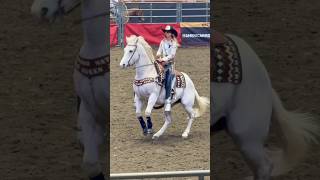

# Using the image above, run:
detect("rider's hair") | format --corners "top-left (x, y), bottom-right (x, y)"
top-left (172, 36), bottom-right (180, 47)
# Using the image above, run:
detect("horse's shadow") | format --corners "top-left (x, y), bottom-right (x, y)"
top-left (133, 130), bottom-right (207, 146)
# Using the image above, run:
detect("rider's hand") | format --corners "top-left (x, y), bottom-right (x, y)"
top-left (156, 58), bottom-right (166, 66)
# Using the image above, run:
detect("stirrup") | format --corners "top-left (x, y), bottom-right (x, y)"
top-left (164, 99), bottom-right (171, 111)
top-left (165, 103), bottom-right (171, 112)
top-left (170, 89), bottom-right (176, 100)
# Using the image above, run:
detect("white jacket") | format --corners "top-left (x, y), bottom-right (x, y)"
top-left (156, 39), bottom-right (178, 62)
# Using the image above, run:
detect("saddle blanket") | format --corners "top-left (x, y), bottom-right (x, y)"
top-left (133, 62), bottom-right (186, 88)
top-left (212, 35), bottom-right (242, 84)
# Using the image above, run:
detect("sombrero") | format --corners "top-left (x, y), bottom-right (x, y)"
top-left (162, 25), bottom-right (178, 37)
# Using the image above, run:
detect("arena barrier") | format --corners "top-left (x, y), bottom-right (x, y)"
top-left (110, 170), bottom-right (210, 179)
top-left (110, 2), bottom-right (210, 47)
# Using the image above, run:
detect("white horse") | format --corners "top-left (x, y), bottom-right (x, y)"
top-left (120, 35), bottom-right (209, 139)
top-left (212, 33), bottom-right (320, 180)
top-left (31, 0), bottom-right (108, 179)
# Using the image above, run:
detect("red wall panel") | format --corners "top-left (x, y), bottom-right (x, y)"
top-left (124, 23), bottom-right (181, 46)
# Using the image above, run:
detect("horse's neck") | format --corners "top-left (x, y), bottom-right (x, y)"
top-left (135, 50), bottom-right (157, 80)
top-left (79, 0), bottom-right (107, 59)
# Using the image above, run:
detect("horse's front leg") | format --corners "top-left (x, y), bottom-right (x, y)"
top-left (134, 93), bottom-right (148, 135)
top-left (78, 101), bottom-right (104, 179)
top-left (145, 92), bottom-right (159, 134)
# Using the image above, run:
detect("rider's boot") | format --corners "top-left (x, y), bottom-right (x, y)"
top-left (164, 69), bottom-right (173, 112)
top-left (170, 76), bottom-right (176, 100)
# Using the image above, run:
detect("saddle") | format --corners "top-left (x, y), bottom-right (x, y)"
top-left (133, 61), bottom-right (186, 88)
top-left (154, 61), bottom-right (186, 88)
top-left (211, 33), bottom-right (242, 84)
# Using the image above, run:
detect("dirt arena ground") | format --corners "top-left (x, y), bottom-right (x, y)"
top-left (213, 0), bottom-right (320, 179)
top-left (110, 47), bottom-right (210, 175)
top-left (0, 1), bottom-right (104, 179)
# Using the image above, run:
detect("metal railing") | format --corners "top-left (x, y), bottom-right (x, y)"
top-left (110, 170), bottom-right (210, 180)
top-left (124, 2), bottom-right (210, 23)
top-left (110, 2), bottom-right (210, 47)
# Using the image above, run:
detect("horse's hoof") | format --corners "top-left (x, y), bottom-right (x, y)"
top-left (147, 129), bottom-right (153, 134)
top-left (152, 135), bottom-right (159, 140)
top-left (142, 128), bottom-right (148, 136)
top-left (182, 133), bottom-right (188, 139)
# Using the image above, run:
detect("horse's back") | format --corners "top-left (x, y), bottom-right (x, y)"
top-left (212, 33), bottom-right (273, 127)
top-left (226, 34), bottom-right (272, 89)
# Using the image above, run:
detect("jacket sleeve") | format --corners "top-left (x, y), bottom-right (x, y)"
top-left (162, 43), bottom-right (177, 61)
top-left (156, 41), bottom-right (163, 57)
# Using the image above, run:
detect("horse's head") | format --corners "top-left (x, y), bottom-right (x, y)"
top-left (31, 0), bottom-right (80, 22)
top-left (120, 35), bottom-right (155, 69)
top-left (120, 36), bottom-right (141, 68)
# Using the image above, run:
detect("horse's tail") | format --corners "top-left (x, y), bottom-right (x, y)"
top-left (193, 88), bottom-right (210, 118)
top-left (270, 88), bottom-right (320, 176)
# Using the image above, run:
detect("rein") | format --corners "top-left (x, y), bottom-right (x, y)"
top-left (57, 0), bottom-right (81, 17)
top-left (126, 39), bottom-right (155, 69)
top-left (135, 63), bottom-right (154, 69)
top-left (57, 0), bottom-right (109, 25)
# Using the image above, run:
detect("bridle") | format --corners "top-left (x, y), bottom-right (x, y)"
top-left (126, 39), bottom-right (140, 67)
top-left (56, 0), bottom-right (81, 17)
top-left (56, 0), bottom-right (109, 24)
top-left (125, 39), bottom-right (154, 69)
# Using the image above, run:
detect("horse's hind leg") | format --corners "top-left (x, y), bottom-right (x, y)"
top-left (182, 105), bottom-right (196, 138)
top-left (152, 111), bottom-right (172, 139)
top-left (228, 112), bottom-right (273, 180)
top-left (235, 140), bottom-right (272, 180)
top-left (181, 87), bottom-right (196, 138)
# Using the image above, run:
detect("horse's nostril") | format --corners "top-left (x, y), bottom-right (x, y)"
top-left (41, 7), bottom-right (49, 17)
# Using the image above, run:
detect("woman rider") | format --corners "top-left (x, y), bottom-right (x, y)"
top-left (156, 25), bottom-right (179, 112)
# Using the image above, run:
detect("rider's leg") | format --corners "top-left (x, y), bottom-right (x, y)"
top-left (164, 65), bottom-right (173, 111)
top-left (170, 74), bottom-right (176, 99)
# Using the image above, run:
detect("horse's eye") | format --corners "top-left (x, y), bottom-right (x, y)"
top-left (129, 50), bottom-right (133, 53)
